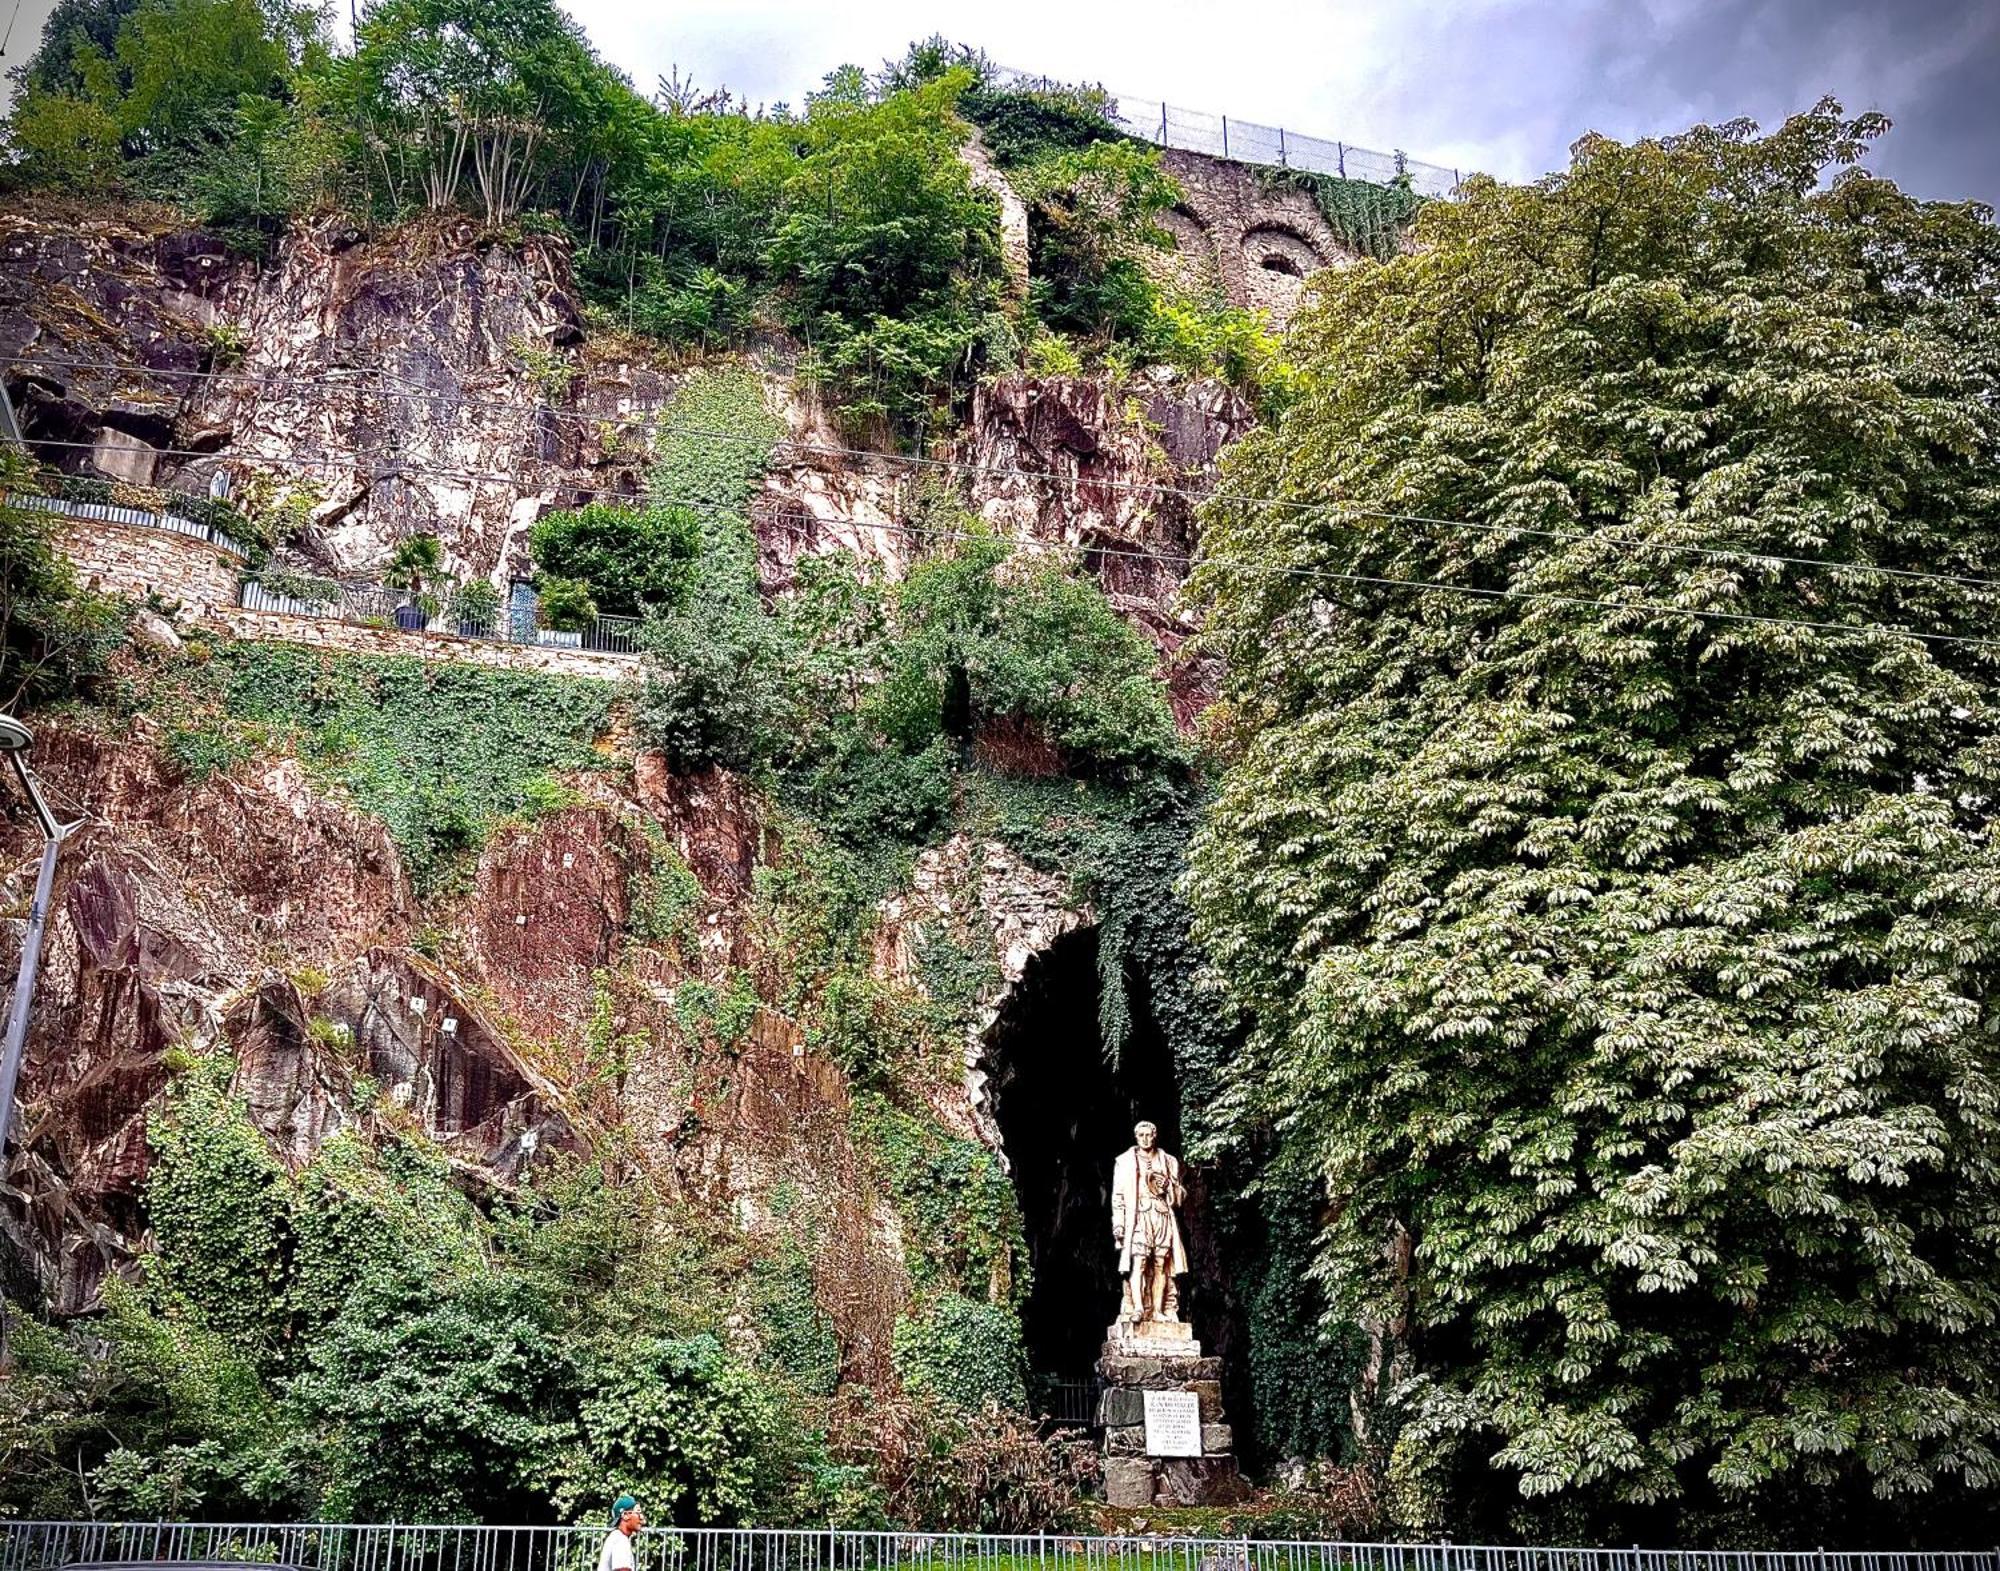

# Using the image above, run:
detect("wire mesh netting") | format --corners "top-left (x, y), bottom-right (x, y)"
top-left (988, 67), bottom-right (1462, 197)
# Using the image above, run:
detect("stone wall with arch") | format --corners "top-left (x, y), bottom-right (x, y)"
top-left (1146, 148), bottom-right (1364, 327)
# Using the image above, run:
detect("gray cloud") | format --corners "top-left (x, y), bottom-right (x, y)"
top-left (1346, 0), bottom-right (2000, 203)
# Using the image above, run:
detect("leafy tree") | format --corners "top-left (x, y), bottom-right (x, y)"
top-left (529, 502), bottom-right (700, 616)
top-left (550, 1335), bottom-right (780, 1526)
top-left (319, 0), bottom-right (608, 224)
top-left (885, 529), bottom-right (1182, 777)
top-left (1188, 103), bottom-right (2000, 1544)
top-left (767, 68), bottom-right (1005, 431)
top-left (13, 0), bottom-right (140, 96)
top-left (113, 0), bottom-right (305, 151)
top-left (3, 89), bottom-right (124, 186)
top-left (0, 458), bottom-right (123, 709)
top-left (288, 1272), bottom-right (572, 1520)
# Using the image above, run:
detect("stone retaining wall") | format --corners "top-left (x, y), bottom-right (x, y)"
top-left (59, 512), bottom-right (245, 616)
top-left (1155, 148), bottom-right (1363, 326)
top-left (49, 503), bottom-right (637, 680)
top-left (215, 607), bottom-right (639, 681)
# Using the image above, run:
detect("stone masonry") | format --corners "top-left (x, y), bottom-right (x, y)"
top-left (59, 512), bottom-right (245, 617)
top-left (1151, 148), bottom-right (1364, 328)
top-left (1098, 1347), bottom-right (1246, 1508)
top-left (45, 502), bottom-right (638, 681)
top-left (216, 606), bottom-right (640, 681)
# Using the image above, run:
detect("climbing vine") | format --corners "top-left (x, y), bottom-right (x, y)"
top-left (852, 1096), bottom-right (1026, 1314)
top-left (1252, 165), bottom-right (1421, 261)
top-left (142, 643), bottom-right (618, 889)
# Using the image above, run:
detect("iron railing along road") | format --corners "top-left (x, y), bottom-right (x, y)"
top-left (990, 67), bottom-right (1464, 198)
top-left (0, 1524), bottom-right (1989, 1571)
top-left (238, 577), bottom-right (644, 658)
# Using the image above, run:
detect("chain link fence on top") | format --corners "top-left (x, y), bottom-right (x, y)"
top-left (988, 67), bottom-right (1463, 197)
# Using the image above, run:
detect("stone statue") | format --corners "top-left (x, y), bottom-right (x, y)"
top-left (1111, 1120), bottom-right (1188, 1330)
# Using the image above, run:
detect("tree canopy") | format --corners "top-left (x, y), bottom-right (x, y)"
top-left (1188, 103), bottom-right (2000, 1544)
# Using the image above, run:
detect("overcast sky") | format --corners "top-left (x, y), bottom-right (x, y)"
top-left (4, 0), bottom-right (1996, 205)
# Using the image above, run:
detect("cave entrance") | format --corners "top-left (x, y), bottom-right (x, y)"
top-left (986, 925), bottom-right (1186, 1402)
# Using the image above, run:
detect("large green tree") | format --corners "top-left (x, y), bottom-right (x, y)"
top-left (1188, 104), bottom-right (2000, 1543)
top-left (766, 67), bottom-right (1005, 431)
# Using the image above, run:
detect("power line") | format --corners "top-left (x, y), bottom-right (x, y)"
top-left (19, 440), bottom-right (2000, 653)
top-left (16, 353), bottom-right (2000, 595)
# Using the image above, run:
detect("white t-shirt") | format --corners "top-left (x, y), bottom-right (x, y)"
top-left (598, 1531), bottom-right (634, 1571)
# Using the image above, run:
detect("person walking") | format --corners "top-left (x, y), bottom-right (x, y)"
top-left (599, 1495), bottom-right (644, 1571)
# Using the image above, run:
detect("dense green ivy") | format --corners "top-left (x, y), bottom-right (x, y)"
top-left (749, 1240), bottom-right (842, 1398)
top-left (648, 368), bottom-right (786, 516)
top-left (892, 1294), bottom-right (1029, 1410)
top-left (1253, 165), bottom-right (1421, 261)
top-left (163, 642), bottom-right (618, 888)
top-left (852, 1096), bottom-right (1027, 1311)
top-left (145, 1058), bottom-right (294, 1353)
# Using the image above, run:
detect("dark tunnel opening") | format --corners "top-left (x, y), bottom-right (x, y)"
top-left (986, 925), bottom-right (1230, 1396)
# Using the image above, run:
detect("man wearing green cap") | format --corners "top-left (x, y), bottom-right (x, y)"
top-left (598, 1496), bottom-right (643, 1571)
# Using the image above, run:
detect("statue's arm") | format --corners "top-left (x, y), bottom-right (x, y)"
top-left (1111, 1155), bottom-right (1128, 1240)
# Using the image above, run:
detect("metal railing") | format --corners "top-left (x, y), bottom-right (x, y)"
top-left (0, 1524), bottom-right (1989, 1571)
top-left (11, 489), bottom-right (253, 560)
top-left (990, 67), bottom-right (1463, 198)
top-left (1034, 1375), bottom-right (1104, 1428)
top-left (238, 577), bottom-right (643, 658)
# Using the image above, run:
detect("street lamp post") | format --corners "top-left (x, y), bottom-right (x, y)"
top-left (0, 714), bottom-right (80, 1160)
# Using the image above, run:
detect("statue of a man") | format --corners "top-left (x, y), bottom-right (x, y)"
top-left (1111, 1120), bottom-right (1187, 1325)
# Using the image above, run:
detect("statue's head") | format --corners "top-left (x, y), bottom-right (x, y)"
top-left (1134, 1121), bottom-right (1158, 1150)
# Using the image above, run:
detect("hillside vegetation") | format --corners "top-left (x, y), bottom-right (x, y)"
top-left (5, 5), bottom-right (1299, 431)
top-left (6, 0), bottom-right (2000, 1552)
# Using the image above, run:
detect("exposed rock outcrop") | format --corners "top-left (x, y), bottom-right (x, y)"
top-left (0, 721), bottom-right (411, 1310)
top-left (0, 206), bottom-right (691, 586)
top-left (4, 202), bottom-right (1260, 670)
top-left (0, 710), bottom-right (1097, 1358)
top-left (963, 372), bottom-right (1256, 718)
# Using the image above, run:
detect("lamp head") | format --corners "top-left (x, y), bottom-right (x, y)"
top-left (0, 715), bottom-right (31, 755)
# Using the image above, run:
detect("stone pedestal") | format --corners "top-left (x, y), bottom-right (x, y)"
top-left (1097, 1323), bottom-right (1246, 1508)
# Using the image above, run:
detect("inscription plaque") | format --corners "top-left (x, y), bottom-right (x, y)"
top-left (1142, 1389), bottom-right (1202, 1457)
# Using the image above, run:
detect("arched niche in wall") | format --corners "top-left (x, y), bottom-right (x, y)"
top-left (1239, 223), bottom-right (1327, 323)
top-left (1154, 204), bottom-right (1223, 294)
top-left (1240, 223), bottom-right (1326, 278)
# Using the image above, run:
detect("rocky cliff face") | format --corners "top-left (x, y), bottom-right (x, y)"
top-left (2, 202), bottom-right (1255, 652)
top-left (0, 706), bottom-right (1093, 1381)
top-left (1, 205), bottom-right (687, 585)
top-left (0, 193), bottom-right (1255, 1323)
top-left (963, 373), bottom-right (1255, 719)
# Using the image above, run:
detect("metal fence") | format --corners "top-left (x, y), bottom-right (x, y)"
top-left (238, 577), bottom-right (644, 658)
top-left (1033, 1375), bottom-right (1104, 1428)
top-left (0, 1525), bottom-right (1990, 1571)
top-left (11, 490), bottom-right (253, 560)
top-left (990, 67), bottom-right (1463, 198)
